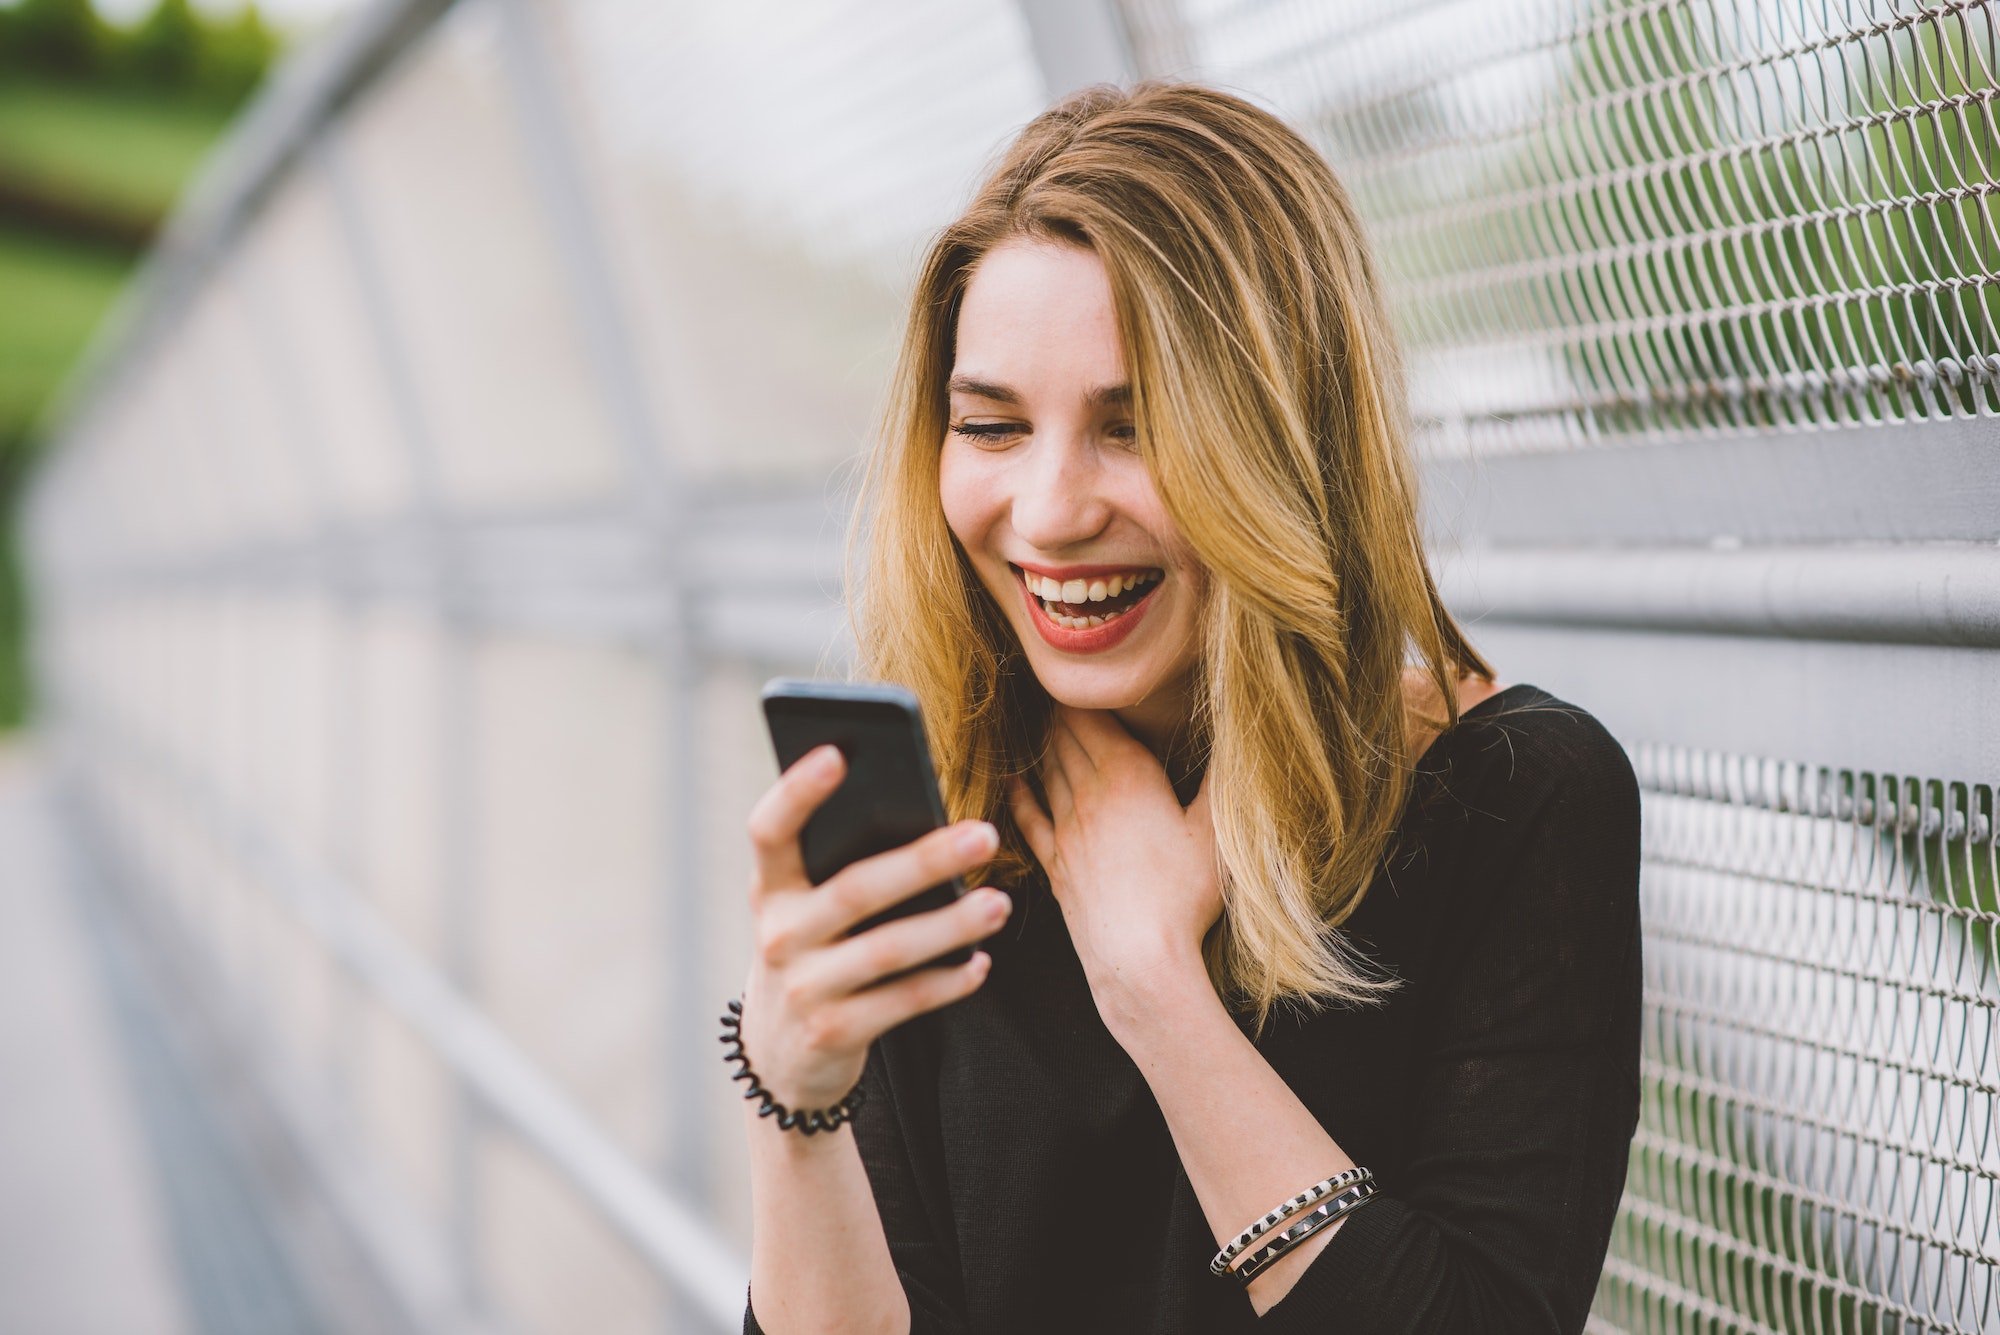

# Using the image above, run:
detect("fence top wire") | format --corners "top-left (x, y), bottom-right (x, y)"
top-left (1123, 0), bottom-right (2000, 455)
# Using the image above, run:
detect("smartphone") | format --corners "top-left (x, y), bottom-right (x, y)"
top-left (760, 677), bottom-right (977, 979)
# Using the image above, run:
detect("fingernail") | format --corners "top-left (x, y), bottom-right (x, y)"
top-left (955, 822), bottom-right (998, 855)
top-left (809, 745), bottom-right (840, 774)
top-left (983, 889), bottom-right (1012, 915)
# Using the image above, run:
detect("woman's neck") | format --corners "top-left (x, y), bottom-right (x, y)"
top-left (1113, 675), bottom-right (1205, 806)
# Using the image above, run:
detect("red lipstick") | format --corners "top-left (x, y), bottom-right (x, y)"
top-left (1013, 559), bottom-right (1163, 580)
top-left (1012, 564), bottom-right (1161, 654)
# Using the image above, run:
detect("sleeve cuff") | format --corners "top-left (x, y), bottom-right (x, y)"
top-left (1252, 1191), bottom-right (1424, 1328)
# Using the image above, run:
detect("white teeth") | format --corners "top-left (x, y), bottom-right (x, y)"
top-left (1046, 604), bottom-right (1133, 629)
top-left (1021, 568), bottom-right (1159, 602)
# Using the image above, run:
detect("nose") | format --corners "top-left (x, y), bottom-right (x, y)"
top-left (1010, 431), bottom-right (1112, 554)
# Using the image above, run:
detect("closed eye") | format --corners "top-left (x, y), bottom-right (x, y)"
top-left (950, 421), bottom-right (1024, 443)
top-left (949, 421), bottom-right (1138, 449)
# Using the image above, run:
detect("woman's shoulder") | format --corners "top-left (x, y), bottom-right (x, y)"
top-left (1402, 681), bottom-right (1641, 871)
top-left (1423, 681), bottom-right (1636, 802)
top-left (1403, 683), bottom-right (1643, 955)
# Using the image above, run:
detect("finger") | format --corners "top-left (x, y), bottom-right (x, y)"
top-left (1008, 774), bottom-right (1056, 867)
top-left (1050, 710), bottom-right (1099, 776)
top-left (790, 819), bottom-right (1000, 948)
top-left (1042, 749), bottom-right (1075, 824)
top-left (818, 949), bottom-right (993, 1052)
top-left (1061, 705), bottom-right (1132, 768)
top-left (745, 745), bottom-right (846, 904)
top-left (795, 887), bottom-right (1012, 1000)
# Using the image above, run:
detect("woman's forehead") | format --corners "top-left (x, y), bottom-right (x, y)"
top-left (955, 241), bottom-right (1127, 393)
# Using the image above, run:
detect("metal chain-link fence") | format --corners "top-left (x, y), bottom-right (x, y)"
top-left (1112, 3), bottom-right (2000, 1330)
top-left (1123, 0), bottom-right (2000, 455)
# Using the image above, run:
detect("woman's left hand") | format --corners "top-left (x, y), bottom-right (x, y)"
top-left (1008, 704), bottom-right (1221, 1011)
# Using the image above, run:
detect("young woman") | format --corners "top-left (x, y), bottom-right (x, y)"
top-left (733, 83), bottom-right (1642, 1334)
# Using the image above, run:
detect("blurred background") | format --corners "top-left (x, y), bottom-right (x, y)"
top-left (2, 1), bottom-right (1996, 1333)
top-left (0, 0), bottom-right (294, 730)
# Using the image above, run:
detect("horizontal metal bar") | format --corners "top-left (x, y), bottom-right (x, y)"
top-left (1435, 543), bottom-right (2000, 648)
top-left (40, 516), bottom-right (2000, 660)
top-left (33, 488), bottom-right (844, 590)
top-left (30, 491), bottom-right (850, 660)
top-left (43, 684), bottom-right (751, 1330)
top-left (1461, 621), bottom-right (2000, 784)
top-left (1423, 417), bottom-right (2000, 548)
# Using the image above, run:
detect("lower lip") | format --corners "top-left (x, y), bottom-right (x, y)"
top-left (1016, 568), bottom-right (1161, 654)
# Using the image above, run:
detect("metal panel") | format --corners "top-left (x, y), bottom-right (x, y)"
top-left (1018, 0), bottom-right (1137, 98)
top-left (1427, 417), bottom-right (2000, 548)
top-left (1115, 2), bottom-right (2000, 1331)
top-left (14, 2), bottom-right (1054, 1332)
top-left (1436, 544), bottom-right (2000, 648)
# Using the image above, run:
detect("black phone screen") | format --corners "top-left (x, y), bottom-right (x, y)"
top-left (760, 678), bottom-right (973, 974)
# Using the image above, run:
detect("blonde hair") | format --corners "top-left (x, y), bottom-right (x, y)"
top-left (845, 81), bottom-right (1493, 1039)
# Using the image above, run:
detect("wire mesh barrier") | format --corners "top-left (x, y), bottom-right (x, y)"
top-left (1113, 1), bottom-right (2000, 1330)
top-left (16, 0), bottom-right (2000, 1332)
top-left (1614, 749), bottom-right (1997, 1334)
top-left (1118, 0), bottom-right (2000, 455)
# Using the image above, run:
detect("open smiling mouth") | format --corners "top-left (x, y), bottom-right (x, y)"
top-left (1010, 565), bottom-right (1164, 631)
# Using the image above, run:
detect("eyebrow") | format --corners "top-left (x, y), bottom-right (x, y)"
top-left (948, 375), bottom-right (1131, 409)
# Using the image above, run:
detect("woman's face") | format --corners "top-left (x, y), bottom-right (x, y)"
top-left (939, 237), bottom-right (1204, 733)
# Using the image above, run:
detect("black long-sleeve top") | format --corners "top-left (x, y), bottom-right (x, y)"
top-left (745, 681), bottom-right (1644, 1333)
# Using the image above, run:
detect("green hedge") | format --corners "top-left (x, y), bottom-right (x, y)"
top-left (0, 0), bottom-right (278, 110)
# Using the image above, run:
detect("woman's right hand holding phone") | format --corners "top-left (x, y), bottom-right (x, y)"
top-left (740, 743), bottom-right (1011, 1115)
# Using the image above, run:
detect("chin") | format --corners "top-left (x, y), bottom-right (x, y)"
top-left (1026, 661), bottom-right (1157, 711)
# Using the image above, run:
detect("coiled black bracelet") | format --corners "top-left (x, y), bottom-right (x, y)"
top-left (718, 996), bottom-right (866, 1136)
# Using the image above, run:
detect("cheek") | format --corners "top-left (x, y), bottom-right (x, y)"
top-left (1121, 479), bottom-right (1201, 590)
top-left (938, 444), bottom-right (1001, 544)
top-left (1131, 503), bottom-right (1206, 635)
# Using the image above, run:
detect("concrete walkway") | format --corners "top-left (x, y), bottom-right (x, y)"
top-left (0, 738), bottom-right (190, 1335)
top-left (0, 738), bottom-right (410, 1335)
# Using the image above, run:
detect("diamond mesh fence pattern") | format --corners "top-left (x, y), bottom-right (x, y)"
top-left (1614, 745), bottom-right (1999, 1334)
top-left (1118, 0), bottom-right (2000, 455)
top-left (1116, 4), bottom-right (2000, 1329)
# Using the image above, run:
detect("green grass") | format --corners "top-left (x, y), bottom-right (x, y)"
top-left (0, 75), bottom-right (231, 218)
top-left (0, 77), bottom-right (235, 733)
top-left (0, 224), bottom-right (132, 730)
top-left (0, 223), bottom-right (132, 436)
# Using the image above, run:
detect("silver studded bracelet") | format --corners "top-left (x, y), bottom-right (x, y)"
top-left (1225, 1180), bottom-right (1379, 1285)
top-left (1209, 1166), bottom-right (1374, 1280)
